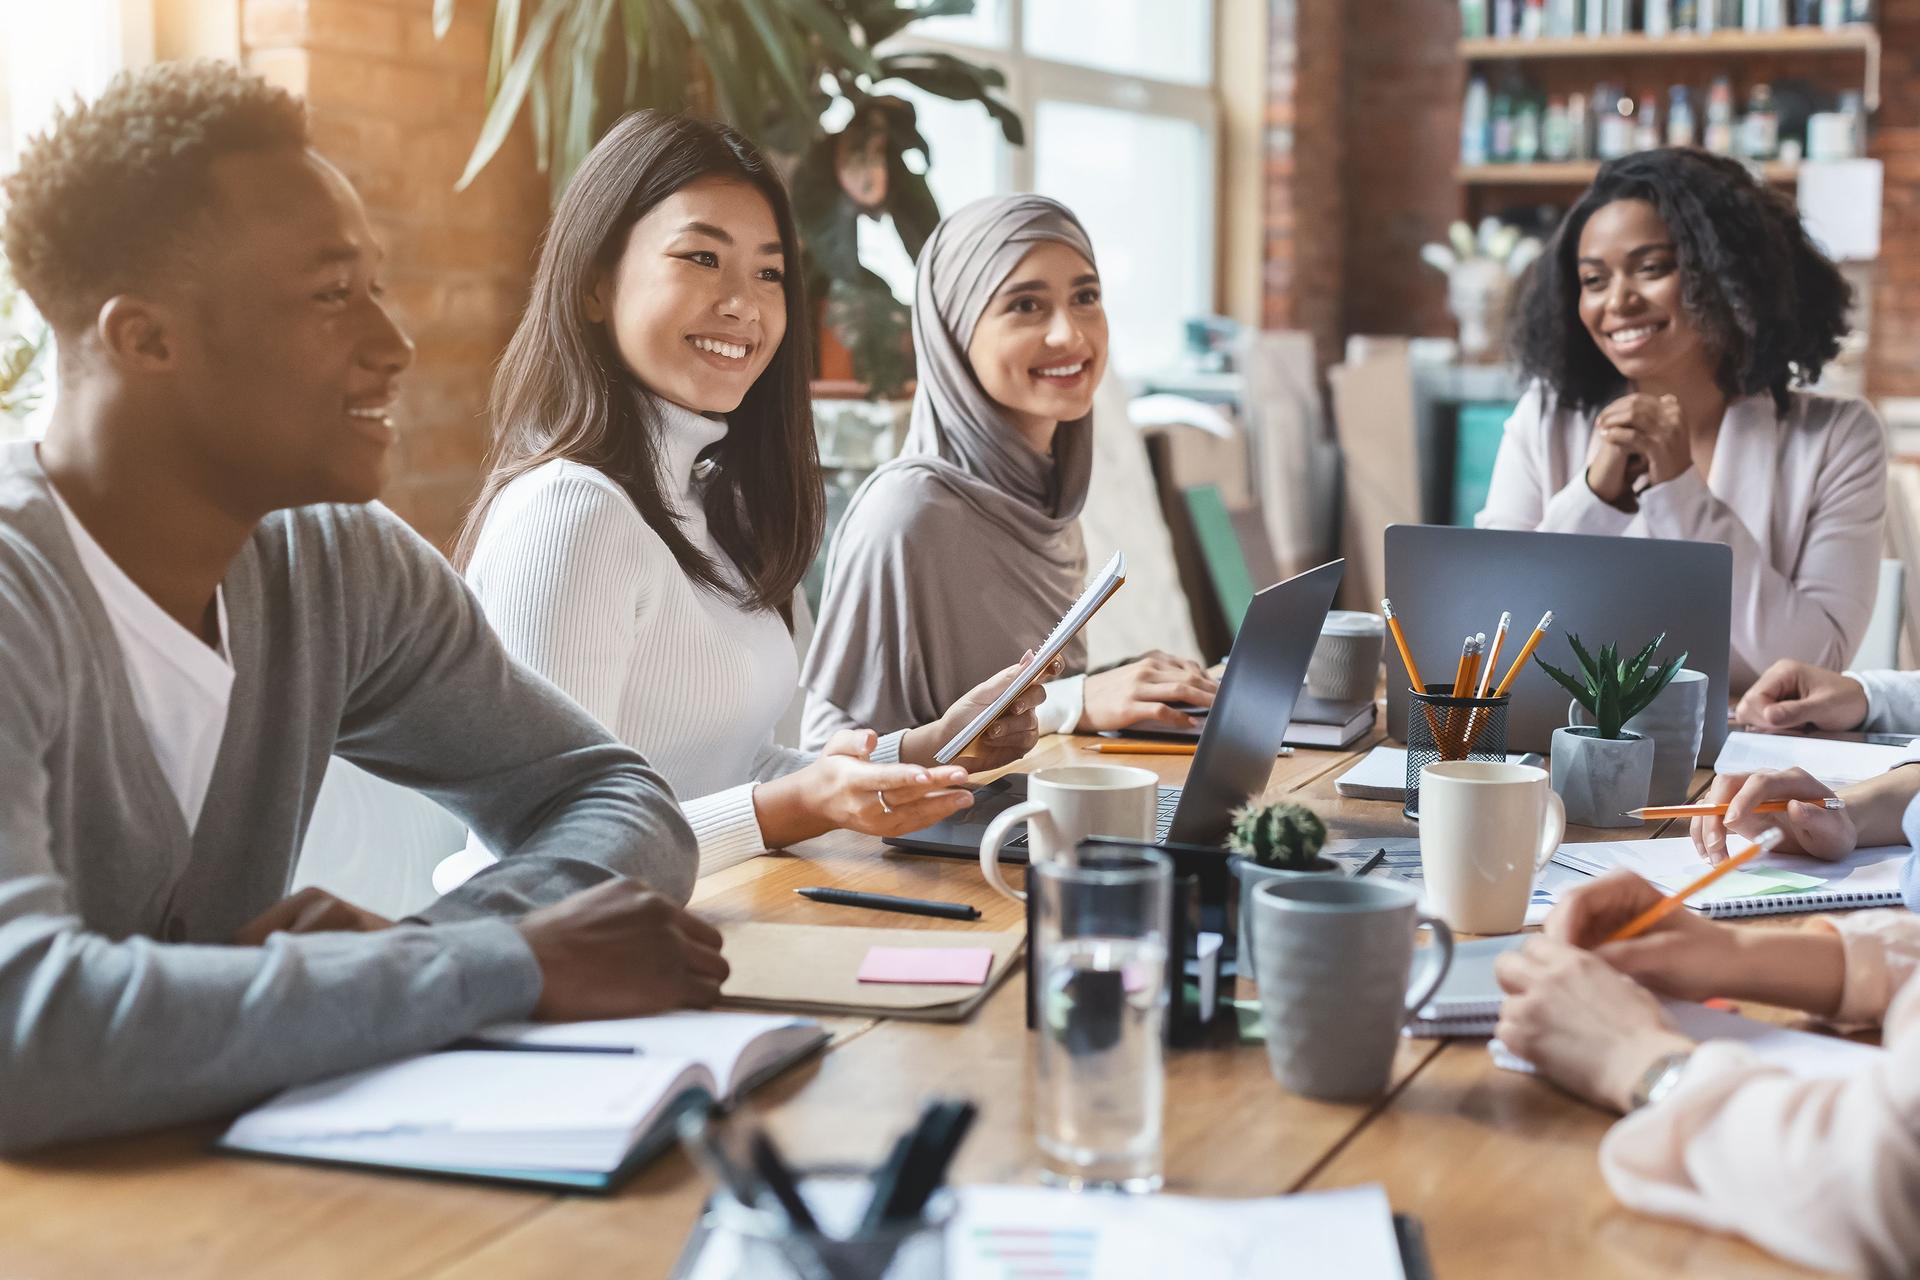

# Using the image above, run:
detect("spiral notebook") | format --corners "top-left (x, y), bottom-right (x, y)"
top-left (1403, 936), bottom-right (1526, 1038)
top-left (1551, 836), bottom-right (1912, 918)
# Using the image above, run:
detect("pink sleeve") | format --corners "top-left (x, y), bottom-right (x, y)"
top-left (1597, 913), bottom-right (1920, 1275)
top-left (1634, 404), bottom-right (1885, 673)
top-left (1475, 386), bottom-right (1635, 536)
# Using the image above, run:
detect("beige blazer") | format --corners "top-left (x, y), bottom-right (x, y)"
top-left (1477, 384), bottom-right (1888, 690)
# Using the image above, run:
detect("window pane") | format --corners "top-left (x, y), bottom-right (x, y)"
top-left (909, 0), bottom-right (1007, 48)
top-left (857, 86), bottom-right (1007, 304)
top-left (1023, 0), bottom-right (1210, 84)
top-left (1033, 101), bottom-right (1210, 377)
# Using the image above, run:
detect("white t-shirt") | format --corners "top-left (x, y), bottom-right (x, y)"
top-left (49, 486), bottom-right (233, 832)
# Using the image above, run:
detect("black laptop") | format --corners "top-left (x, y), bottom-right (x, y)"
top-left (883, 559), bottom-right (1345, 860)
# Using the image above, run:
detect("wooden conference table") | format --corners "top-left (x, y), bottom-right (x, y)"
top-left (0, 728), bottom-right (1840, 1279)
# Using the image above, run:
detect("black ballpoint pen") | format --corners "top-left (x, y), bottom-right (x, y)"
top-left (796, 886), bottom-right (981, 921)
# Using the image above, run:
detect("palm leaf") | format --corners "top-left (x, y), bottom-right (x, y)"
top-left (484, 0), bottom-right (522, 102)
top-left (736, 0), bottom-right (819, 120)
top-left (434, 0), bottom-right (458, 40)
top-left (457, 0), bottom-right (565, 191)
top-left (664, 0), bottom-right (755, 123)
top-left (860, 0), bottom-right (979, 46)
top-left (877, 51), bottom-right (1023, 144)
top-left (782, 0), bottom-right (881, 77)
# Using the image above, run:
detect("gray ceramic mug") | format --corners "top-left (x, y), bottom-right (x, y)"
top-left (1252, 877), bottom-right (1453, 1101)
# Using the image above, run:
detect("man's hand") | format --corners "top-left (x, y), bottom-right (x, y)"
top-left (1733, 660), bottom-right (1869, 733)
top-left (234, 887), bottom-right (393, 945)
top-left (516, 879), bottom-right (729, 1021)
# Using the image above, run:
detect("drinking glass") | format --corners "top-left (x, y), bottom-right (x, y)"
top-left (1030, 848), bottom-right (1171, 1193)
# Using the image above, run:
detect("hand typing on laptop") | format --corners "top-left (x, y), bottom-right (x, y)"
top-left (1080, 650), bottom-right (1220, 732)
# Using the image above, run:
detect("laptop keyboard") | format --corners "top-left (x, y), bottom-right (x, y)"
top-left (1004, 786), bottom-right (1182, 848)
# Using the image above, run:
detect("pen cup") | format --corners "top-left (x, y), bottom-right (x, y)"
top-left (1404, 685), bottom-right (1509, 821)
top-left (702, 1165), bottom-right (954, 1280)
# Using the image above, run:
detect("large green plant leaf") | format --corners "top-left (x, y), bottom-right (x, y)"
top-left (1620, 633), bottom-right (1664, 693)
top-left (1621, 652), bottom-right (1687, 723)
top-left (456, 0), bottom-right (566, 190)
top-left (858, 0), bottom-right (978, 46)
top-left (736, 0), bottom-right (820, 120)
top-left (877, 50), bottom-right (1023, 144)
top-left (782, 0), bottom-right (881, 77)
top-left (1564, 632), bottom-right (1602, 685)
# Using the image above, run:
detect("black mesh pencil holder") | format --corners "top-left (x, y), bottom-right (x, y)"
top-left (1404, 684), bottom-right (1510, 821)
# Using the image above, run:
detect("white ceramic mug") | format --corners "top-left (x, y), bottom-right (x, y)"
top-left (977, 765), bottom-right (1158, 902)
top-left (1417, 760), bottom-right (1567, 934)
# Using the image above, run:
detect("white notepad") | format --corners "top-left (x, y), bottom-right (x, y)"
top-left (1551, 836), bottom-right (1912, 918)
top-left (1403, 936), bottom-right (1527, 1038)
top-left (1494, 1001), bottom-right (1883, 1079)
top-left (219, 1012), bottom-right (825, 1190)
top-left (1714, 731), bottom-right (1912, 788)
top-left (1334, 745), bottom-right (1543, 801)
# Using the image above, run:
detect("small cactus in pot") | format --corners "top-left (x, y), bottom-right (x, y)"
top-left (1228, 800), bottom-right (1331, 871)
top-left (1228, 799), bottom-right (1338, 978)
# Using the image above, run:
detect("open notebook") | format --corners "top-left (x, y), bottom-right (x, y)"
top-left (1551, 836), bottom-right (1912, 918)
top-left (1713, 731), bottom-right (1914, 788)
top-left (1404, 936), bottom-right (1526, 1038)
top-left (217, 1011), bottom-right (826, 1191)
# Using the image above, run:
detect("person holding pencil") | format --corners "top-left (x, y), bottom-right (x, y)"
top-left (1491, 869), bottom-right (1920, 1275)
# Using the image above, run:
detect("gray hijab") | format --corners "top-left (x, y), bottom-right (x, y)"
top-left (801, 195), bottom-right (1098, 742)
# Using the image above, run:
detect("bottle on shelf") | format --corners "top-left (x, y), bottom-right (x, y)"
top-left (1845, 0), bottom-right (1871, 22)
top-left (1514, 95), bottom-right (1543, 163)
top-left (1596, 85), bottom-right (1634, 161)
top-left (1461, 0), bottom-right (1490, 37)
top-left (1704, 75), bottom-right (1737, 155)
top-left (1568, 90), bottom-right (1591, 161)
top-left (1740, 82), bottom-right (1779, 160)
top-left (1546, 0), bottom-right (1578, 36)
top-left (1667, 86), bottom-right (1697, 148)
top-left (1522, 0), bottom-right (1545, 37)
top-left (1493, 0), bottom-right (1519, 37)
top-left (1837, 89), bottom-right (1866, 157)
top-left (1633, 88), bottom-right (1662, 152)
top-left (1675, 0), bottom-right (1700, 27)
top-left (1646, 0), bottom-right (1673, 37)
top-left (1491, 89), bottom-right (1516, 163)
top-left (1462, 77), bottom-right (1492, 167)
top-left (1543, 95), bottom-right (1574, 161)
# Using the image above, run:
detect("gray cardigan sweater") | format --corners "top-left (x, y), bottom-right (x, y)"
top-left (0, 442), bottom-right (696, 1152)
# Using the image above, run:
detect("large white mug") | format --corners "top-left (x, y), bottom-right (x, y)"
top-left (1417, 760), bottom-right (1567, 934)
top-left (977, 765), bottom-right (1158, 902)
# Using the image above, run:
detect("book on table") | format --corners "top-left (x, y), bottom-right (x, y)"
top-left (1282, 692), bottom-right (1377, 750)
top-left (216, 1011), bottom-right (827, 1191)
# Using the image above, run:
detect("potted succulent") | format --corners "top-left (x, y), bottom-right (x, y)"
top-left (1226, 799), bottom-right (1336, 975)
top-left (1536, 633), bottom-right (1685, 828)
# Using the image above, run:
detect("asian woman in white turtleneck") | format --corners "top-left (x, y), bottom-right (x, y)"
top-left (435, 112), bottom-right (1046, 887)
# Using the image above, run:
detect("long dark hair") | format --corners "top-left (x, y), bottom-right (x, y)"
top-left (1510, 147), bottom-right (1852, 415)
top-left (456, 110), bottom-right (822, 619)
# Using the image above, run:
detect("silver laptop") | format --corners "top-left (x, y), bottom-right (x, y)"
top-left (885, 559), bottom-right (1345, 859)
top-left (1383, 525), bottom-right (1731, 761)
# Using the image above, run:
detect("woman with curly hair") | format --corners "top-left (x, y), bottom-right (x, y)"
top-left (1477, 148), bottom-right (1886, 689)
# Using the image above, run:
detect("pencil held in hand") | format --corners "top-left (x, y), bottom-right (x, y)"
top-left (1627, 797), bottom-right (1847, 821)
top-left (1606, 828), bottom-right (1787, 942)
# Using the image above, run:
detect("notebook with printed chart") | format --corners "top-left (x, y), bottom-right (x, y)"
top-left (216, 1012), bottom-right (827, 1192)
top-left (1551, 835), bottom-right (1912, 918)
top-left (933, 551), bottom-right (1126, 765)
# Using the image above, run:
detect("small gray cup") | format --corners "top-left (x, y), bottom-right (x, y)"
top-left (1252, 877), bottom-right (1453, 1101)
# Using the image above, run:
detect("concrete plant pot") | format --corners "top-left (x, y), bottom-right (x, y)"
top-left (1551, 726), bottom-right (1654, 828)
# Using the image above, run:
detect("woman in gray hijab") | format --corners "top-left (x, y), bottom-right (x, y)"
top-left (802, 195), bottom-right (1218, 748)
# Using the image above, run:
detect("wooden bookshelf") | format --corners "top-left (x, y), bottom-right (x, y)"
top-left (1460, 27), bottom-right (1876, 60)
top-left (1459, 27), bottom-right (1881, 107)
top-left (1459, 160), bottom-right (1800, 185)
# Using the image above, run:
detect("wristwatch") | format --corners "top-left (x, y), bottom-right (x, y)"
top-left (1629, 1049), bottom-right (1694, 1111)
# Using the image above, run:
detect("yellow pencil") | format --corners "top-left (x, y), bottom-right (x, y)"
top-left (1627, 798), bottom-right (1846, 821)
top-left (1381, 598), bottom-right (1426, 692)
top-left (1477, 612), bottom-right (1511, 699)
top-left (1492, 610), bottom-right (1555, 698)
top-left (1088, 741), bottom-right (1198, 756)
top-left (1607, 829), bottom-right (1787, 942)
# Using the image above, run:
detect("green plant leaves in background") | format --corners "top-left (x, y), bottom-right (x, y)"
top-left (436, 0), bottom-right (1023, 396)
top-left (1537, 630), bottom-right (1687, 741)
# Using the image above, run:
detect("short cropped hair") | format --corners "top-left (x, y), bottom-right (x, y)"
top-left (1, 60), bottom-right (308, 332)
top-left (1510, 148), bottom-right (1853, 415)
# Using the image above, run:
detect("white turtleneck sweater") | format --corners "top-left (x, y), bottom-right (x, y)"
top-left (438, 397), bottom-right (903, 885)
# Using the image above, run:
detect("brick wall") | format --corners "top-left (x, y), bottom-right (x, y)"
top-left (242, 0), bottom-right (548, 550)
top-left (1262, 0), bottom-right (1346, 369)
top-left (1870, 0), bottom-right (1920, 399)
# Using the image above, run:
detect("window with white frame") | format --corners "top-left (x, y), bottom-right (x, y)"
top-left (0, 0), bottom-right (152, 439)
top-left (861, 0), bottom-right (1217, 380)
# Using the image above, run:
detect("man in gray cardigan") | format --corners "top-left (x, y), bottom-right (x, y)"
top-left (0, 63), bottom-right (724, 1152)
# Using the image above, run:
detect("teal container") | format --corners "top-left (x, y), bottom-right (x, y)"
top-left (1452, 401), bottom-right (1515, 526)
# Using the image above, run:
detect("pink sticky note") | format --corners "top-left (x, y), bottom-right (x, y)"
top-left (857, 946), bottom-right (994, 986)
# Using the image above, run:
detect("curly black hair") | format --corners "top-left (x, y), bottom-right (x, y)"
top-left (1, 60), bottom-right (307, 333)
top-left (1509, 148), bottom-right (1853, 415)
